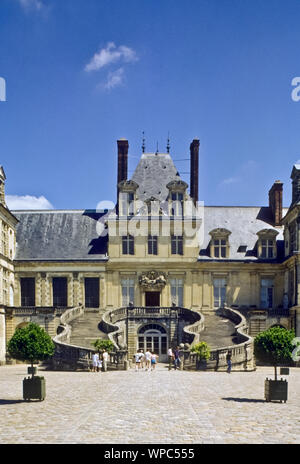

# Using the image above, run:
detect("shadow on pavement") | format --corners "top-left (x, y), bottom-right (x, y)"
top-left (0, 399), bottom-right (24, 405)
top-left (222, 397), bottom-right (266, 403)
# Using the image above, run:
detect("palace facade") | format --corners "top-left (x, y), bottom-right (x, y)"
top-left (0, 138), bottom-right (299, 366)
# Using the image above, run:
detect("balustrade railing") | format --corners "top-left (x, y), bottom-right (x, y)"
top-left (182, 306), bottom-right (254, 371)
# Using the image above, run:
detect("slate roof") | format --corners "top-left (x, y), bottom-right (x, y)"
top-left (12, 206), bottom-right (288, 262)
top-left (131, 152), bottom-right (182, 202)
top-left (13, 210), bottom-right (108, 261)
top-left (198, 206), bottom-right (288, 261)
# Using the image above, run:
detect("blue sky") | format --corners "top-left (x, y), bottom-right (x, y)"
top-left (1, 0), bottom-right (300, 210)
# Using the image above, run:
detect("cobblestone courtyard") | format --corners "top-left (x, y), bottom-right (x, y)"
top-left (0, 364), bottom-right (299, 444)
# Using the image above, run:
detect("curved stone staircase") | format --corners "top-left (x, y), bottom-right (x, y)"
top-left (200, 310), bottom-right (237, 349)
top-left (68, 309), bottom-right (108, 348)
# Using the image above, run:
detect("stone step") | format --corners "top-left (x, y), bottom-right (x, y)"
top-left (200, 312), bottom-right (237, 349)
top-left (68, 310), bottom-right (108, 349)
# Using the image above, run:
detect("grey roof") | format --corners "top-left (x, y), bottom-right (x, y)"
top-left (199, 206), bottom-right (288, 261)
top-left (13, 206), bottom-right (288, 262)
top-left (13, 210), bottom-right (108, 261)
top-left (131, 152), bottom-right (182, 202)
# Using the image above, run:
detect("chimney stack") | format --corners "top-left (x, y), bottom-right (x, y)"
top-left (269, 180), bottom-right (283, 226)
top-left (117, 139), bottom-right (129, 186)
top-left (190, 139), bottom-right (200, 204)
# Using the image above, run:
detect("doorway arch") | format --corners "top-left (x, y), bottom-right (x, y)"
top-left (138, 323), bottom-right (168, 362)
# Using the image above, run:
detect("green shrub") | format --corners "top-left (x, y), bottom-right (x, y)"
top-left (190, 341), bottom-right (211, 361)
top-left (7, 323), bottom-right (55, 377)
top-left (92, 339), bottom-right (115, 353)
top-left (254, 326), bottom-right (295, 379)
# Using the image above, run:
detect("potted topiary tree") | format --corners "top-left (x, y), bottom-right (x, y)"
top-left (254, 326), bottom-right (296, 403)
top-left (7, 322), bottom-right (55, 401)
top-left (190, 341), bottom-right (211, 370)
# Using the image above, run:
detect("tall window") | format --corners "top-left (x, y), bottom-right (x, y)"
top-left (148, 235), bottom-right (158, 255)
top-left (85, 278), bottom-right (99, 308)
top-left (171, 235), bottom-right (183, 255)
top-left (21, 277), bottom-right (35, 306)
top-left (121, 278), bottom-right (135, 306)
top-left (260, 278), bottom-right (274, 309)
top-left (213, 239), bottom-right (227, 258)
top-left (122, 235), bottom-right (134, 255)
top-left (120, 192), bottom-right (135, 216)
top-left (261, 239), bottom-right (274, 258)
top-left (171, 192), bottom-right (184, 216)
top-left (213, 278), bottom-right (226, 308)
top-left (170, 278), bottom-right (184, 306)
top-left (53, 277), bottom-right (68, 307)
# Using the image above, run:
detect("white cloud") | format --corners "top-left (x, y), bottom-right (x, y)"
top-left (85, 42), bottom-right (138, 72)
top-left (103, 67), bottom-right (125, 90)
top-left (18, 0), bottom-right (44, 10)
top-left (221, 177), bottom-right (240, 185)
top-left (6, 195), bottom-right (54, 210)
top-left (220, 160), bottom-right (259, 187)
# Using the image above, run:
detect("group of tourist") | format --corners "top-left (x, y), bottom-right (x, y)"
top-left (92, 349), bottom-right (109, 372)
top-left (133, 349), bottom-right (158, 371)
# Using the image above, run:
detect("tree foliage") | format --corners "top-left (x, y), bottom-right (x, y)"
top-left (190, 341), bottom-right (211, 361)
top-left (7, 323), bottom-right (55, 365)
top-left (92, 339), bottom-right (115, 352)
top-left (254, 326), bottom-right (295, 379)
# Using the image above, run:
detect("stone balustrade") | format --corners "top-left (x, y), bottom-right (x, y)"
top-left (183, 306), bottom-right (254, 371)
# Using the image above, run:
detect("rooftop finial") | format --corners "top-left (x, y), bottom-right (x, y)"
top-left (142, 131), bottom-right (145, 153)
top-left (167, 132), bottom-right (170, 153)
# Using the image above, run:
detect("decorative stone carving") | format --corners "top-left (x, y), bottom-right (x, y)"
top-left (139, 270), bottom-right (167, 289)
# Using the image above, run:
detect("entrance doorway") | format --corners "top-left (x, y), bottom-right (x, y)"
top-left (138, 323), bottom-right (168, 362)
top-left (145, 291), bottom-right (160, 306)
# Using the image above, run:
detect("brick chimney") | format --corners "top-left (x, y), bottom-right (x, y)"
top-left (190, 139), bottom-right (200, 204)
top-left (269, 180), bottom-right (283, 226)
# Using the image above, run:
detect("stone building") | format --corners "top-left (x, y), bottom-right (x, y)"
top-left (0, 138), bottom-right (299, 367)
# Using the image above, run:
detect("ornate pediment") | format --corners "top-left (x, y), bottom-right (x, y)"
top-left (139, 270), bottom-right (167, 289)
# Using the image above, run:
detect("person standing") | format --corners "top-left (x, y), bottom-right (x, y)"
top-left (92, 352), bottom-right (99, 372)
top-left (102, 349), bottom-right (109, 372)
top-left (145, 349), bottom-right (152, 371)
top-left (134, 350), bottom-right (142, 371)
top-left (226, 350), bottom-right (232, 373)
top-left (97, 357), bottom-right (102, 373)
top-left (151, 352), bottom-right (158, 370)
top-left (139, 350), bottom-right (145, 370)
top-left (174, 346), bottom-right (180, 370)
top-left (168, 347), bottom-right (174, 370)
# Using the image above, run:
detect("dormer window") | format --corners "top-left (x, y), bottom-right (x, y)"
top-left (118, 180), bottom-right (138, 217)
top-left (213, 239), bottom-right (227, 258)
top-left (209, 228), bottom-right (231, 259)
top-left (167, 180), bottom-right (188, 217)
top-left (257, 229), bottom-right (278, 259)
top-left (171, 192), bottom-right (184, 216)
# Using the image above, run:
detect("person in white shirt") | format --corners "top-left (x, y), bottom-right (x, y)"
top-left (102, 350), bottom-right (109, 372)
top-left (134, 351), bottom-right (143, 371)
top-left (145, 350), bottom-right (152, 371)
top-left (92, 352), bottom-right (99, 372)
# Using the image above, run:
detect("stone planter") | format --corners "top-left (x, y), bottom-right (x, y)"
top-left (265, 378), bottom-right (288, 403)
top-left (23, 376), bottom-right (46, 401)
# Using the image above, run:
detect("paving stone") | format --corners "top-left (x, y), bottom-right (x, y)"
top-left (0, 364), bottom-right (299, 444)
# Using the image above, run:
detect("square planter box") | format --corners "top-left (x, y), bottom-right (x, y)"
top-left (265, 378), bottom-right (288, 403)
top-left (23, 376), bottom-right (46, 401)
